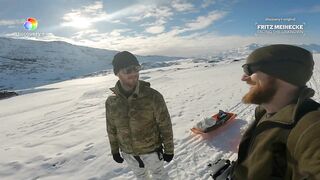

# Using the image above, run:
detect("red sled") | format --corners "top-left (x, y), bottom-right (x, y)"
top-left (191, 111), bottom-right (237, 135)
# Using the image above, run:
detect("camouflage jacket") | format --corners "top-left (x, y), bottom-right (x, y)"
top-left (106, 80), bottom-right (174, 156)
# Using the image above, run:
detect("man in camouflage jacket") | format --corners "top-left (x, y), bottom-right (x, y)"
top-left (231, 45), bottom-right (320, 180)
top-left (106, 51), bottom-right (174, 180)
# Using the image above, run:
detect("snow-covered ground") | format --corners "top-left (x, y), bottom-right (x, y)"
top-left (1, 55), bottom-right (319, 180)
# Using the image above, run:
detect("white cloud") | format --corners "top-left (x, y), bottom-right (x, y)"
top-left (61, 1), bottom-right (110, 29)
top-left (109, 4), bottom-right (149, 21)
top-left (110, 29), bottom-right (131, 36)
top-left (201, 0), bottom-right (217, 8)
top-left (61, 12), bottom-right (93, 29)
top-left (126, 16), bottom-right (143, 22)
top-left (68, 29), bottom-right (132, 45)
top-left (127, 6), bottom-right (173, 24)
top-left (61, 2), bottom-right (173, 35)
top-left (72, 29), bottom-right (99, 40)
top-left (147, 6), bottom-right (173, 19)
top-left (0, 19), bottom-right (24, 26)
top-left (287, 4), bottom-right (320, 14)
top-left (137, 10), bottom-right (227, 36)
top-left (185, 11), bottom-right (227, 31)
top-left (171, 0), bottom-right (194, 12)
top-left (145, 25), bottom-right (165, 34)
top-left (84, 1), bottom-right (103, 13)
top-left (140, 19), bottom-right (167, 27)
top-left (125, 5), bottom-right (172, 34)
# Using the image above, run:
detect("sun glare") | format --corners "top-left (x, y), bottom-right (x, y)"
top-left (62, 12), bottom-right (92, 29)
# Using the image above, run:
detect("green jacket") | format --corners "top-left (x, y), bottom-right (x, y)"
top-left (106, 80), bottom-right (174, 156)
top-left (232, 87), bottom-right (320, 180)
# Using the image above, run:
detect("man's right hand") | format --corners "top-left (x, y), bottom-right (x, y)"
top-left (112, 153), bottom-right (124, 163)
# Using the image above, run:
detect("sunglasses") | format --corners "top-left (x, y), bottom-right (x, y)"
top-left (121, 65), bottom-right (141, 74)
top-left (242, 59), bottom-right (303, 76)
top-left (242, 63), bottom-right (260, 76)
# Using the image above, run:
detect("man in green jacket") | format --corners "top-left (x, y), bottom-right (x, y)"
top-left (231, 44), bottom-right (320, 180)
top-left (105, 51), bottom-right (174, 180)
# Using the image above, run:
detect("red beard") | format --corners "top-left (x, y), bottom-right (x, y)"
top-left (242, 77), bottom-right (277, 105)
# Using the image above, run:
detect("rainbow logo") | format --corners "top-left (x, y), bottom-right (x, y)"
top-left (24, 18), bottom-right (38, 31)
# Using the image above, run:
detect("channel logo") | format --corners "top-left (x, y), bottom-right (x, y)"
top-left (24, 18), bottom-right (38, 31)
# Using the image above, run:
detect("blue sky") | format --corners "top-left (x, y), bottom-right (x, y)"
top-left (0, 0), bottom-right (319, 57)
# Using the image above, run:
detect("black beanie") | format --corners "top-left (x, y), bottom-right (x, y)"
top-left (112, 51), bottom-right (140, 75)
top-left (246, 44), bottom-right (314, 87)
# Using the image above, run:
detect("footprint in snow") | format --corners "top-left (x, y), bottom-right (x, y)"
top-left (84, 155), bottom-right (96, 161)
top-left (83, 143), bottom-right (94, 152)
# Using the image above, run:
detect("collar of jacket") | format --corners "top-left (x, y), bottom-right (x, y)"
top-left (292, 86), bottom-right (315, 121)
top-left (257, 86), bottom-right (315, 125)
top-left (110, 80), bottom-right (151, 99)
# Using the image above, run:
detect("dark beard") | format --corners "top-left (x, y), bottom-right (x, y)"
top-left (242, 77), bottom-right (277, 105)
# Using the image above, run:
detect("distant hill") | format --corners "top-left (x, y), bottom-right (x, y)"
top-left (196, 43), bottom-right (320, 62)
top-left (299, 44), bottom-right (320, 53)
top-left (0, 38), bottom-right (181, 90)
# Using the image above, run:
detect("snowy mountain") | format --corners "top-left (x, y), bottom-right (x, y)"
top-left (197, 43), bottom-right (320, 63)
top-left (1, 38), bottom-right (319, 91)
top-left (0, 38), bottom-right (181, 90)
top-left (299, 44), bottom-right (320, 53)
top-left (0, 55), bottom-right (319, 180)
top-left (191, 43), bottom-right (262, 63)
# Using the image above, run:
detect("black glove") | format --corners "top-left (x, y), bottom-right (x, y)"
top-left (112, 153), bottom-right (124, 163)
top-left (163, 153), bottom-right (174, 162)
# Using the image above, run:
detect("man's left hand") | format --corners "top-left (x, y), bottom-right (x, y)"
top-left (163, 153), bottom-right (174, 162)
